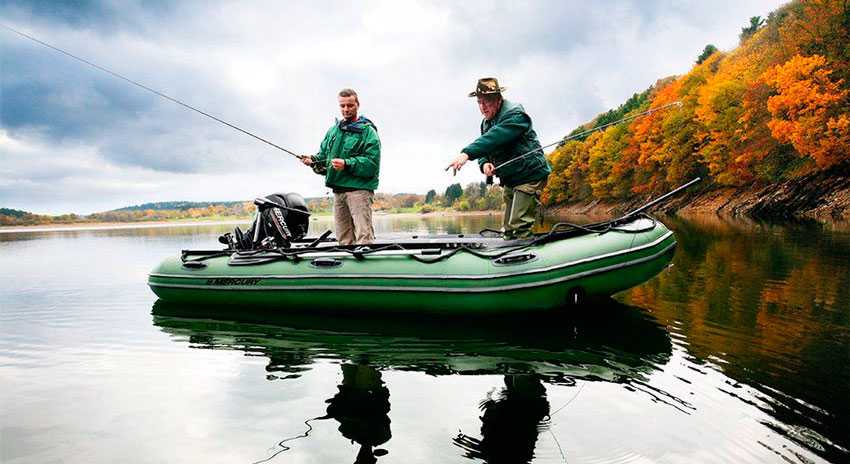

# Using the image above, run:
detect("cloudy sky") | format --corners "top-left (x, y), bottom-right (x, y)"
top-left (1, 0), bottom-right (785, 214)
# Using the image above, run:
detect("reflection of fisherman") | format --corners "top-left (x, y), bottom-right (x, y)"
top-left (322, 363), bottom-right (391, 464)
top-left (447, 78), bottom-right (551, 239)
top-left (453, 375), bottom-right (550, 464)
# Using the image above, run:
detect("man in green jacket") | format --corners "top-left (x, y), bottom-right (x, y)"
top-left (301, 88), bottom-right (380, 245)
top-left (447, 78), bottom-right (551, 239)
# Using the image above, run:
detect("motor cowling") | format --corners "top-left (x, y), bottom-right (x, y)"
top-left (220, 192), bottom-right (310, 250)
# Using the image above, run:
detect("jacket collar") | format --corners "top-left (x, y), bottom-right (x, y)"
top-left (485, 100), bottom-right (520, 125)
top-left (337, 116), bottom-right (376, 133)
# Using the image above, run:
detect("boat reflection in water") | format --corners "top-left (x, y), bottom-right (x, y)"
top-left (151, 300), bottom-right (672, 463)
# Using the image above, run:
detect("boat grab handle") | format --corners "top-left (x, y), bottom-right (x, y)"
top-left (494, 252), bottom-right (537, 265)
top-left (311, 257), bottom-right (343, 268)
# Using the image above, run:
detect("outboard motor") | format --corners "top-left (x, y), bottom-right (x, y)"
top-left (220, 192), bottom-right (310, 250)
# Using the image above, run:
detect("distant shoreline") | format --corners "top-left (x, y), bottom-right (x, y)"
top-left (0, 210), bottom-right (500, 233)
top-left (0, 219), bottom-right (252, 234)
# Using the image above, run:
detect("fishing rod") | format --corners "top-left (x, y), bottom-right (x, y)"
top-left (617, 176), bottom-right (701, 221)
top-left (492, 100), bottom-right (683, 172)
top-left (1, 23), bottom-right (302, 160)
top-left (448, 100), bottom-right (682, 176)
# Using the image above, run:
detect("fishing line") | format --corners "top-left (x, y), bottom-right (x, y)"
top-left (548, 429), bottom-right (568, 463)
top-left (548, 382), bottom-right (585, 417)
top-left (250, 416), bottom-right (322, 464)
top-left (492, 100), bottom-right (683, 171)
top-left (1, 23), bottom-right (303, 159)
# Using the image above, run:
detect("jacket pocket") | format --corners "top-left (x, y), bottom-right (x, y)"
top-left (341, 135), bottom-right (360, 156)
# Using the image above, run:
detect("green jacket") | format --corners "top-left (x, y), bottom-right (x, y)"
top-left (311, 116), bottom-right (380, 191)
top-left (462, 100), bottom-right (551, 188)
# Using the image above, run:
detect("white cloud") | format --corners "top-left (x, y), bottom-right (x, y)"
top-left (1, 0), bottom-right (786, 214)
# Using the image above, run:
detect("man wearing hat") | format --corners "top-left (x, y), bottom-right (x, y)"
top-left (447, 77), bottom-right (551, 239)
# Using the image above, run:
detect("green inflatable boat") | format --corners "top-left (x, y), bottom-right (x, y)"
top-left (148, 180), bottom-right (699, 313)
top-left (148, 216), bottom-right (675, 313)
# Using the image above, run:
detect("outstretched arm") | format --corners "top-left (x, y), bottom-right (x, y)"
top-left (462, 112), bottom-right (530, 160)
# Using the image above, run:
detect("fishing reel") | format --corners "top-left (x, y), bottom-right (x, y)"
top-left (219, 192), bottom-right (310, 250)
top-left (311, 161), bottom-right (328, 175)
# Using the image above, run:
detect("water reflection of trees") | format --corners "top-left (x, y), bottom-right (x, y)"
top-left (620, 214), bottom-right (850, 462)
top-left (152, 300), bottom-right (674, 462)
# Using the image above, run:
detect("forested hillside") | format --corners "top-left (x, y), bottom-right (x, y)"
top-left (0, 193), bottom-right (456, 226)
top-left (543, 0), bottom-right (850, 209)
top-left (115, 201), bottom-right (247, 212)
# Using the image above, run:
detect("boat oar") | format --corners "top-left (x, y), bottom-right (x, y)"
top-left (1, 23), bottom-right (304, 161)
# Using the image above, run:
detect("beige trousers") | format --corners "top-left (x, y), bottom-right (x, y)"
top-left (333, 190), bottom-right (375, 245)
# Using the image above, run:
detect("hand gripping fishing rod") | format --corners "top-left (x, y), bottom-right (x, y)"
top-left (1, 23), bottom-right (302, 160)
top-left (491, 100), bottom-right (683, 173)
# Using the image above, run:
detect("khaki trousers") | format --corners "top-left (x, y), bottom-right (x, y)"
top-left (502, 179), bottom-right (547, 239)
top-left (333, 190), bottom-right (375, 245)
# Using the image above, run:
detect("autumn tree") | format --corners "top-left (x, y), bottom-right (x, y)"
top-left (543, 139), bottom-right (592, 204)
top-left (762, 54), bottom-right (850, 168)
top-left (587, 122), bottom-right (631, 199)
top-left (538, 0), bottom-right (849, 206)
top-left (624, 79), bottom-right (689, 192)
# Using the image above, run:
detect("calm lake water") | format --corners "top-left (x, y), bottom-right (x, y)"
top-left (1, 214), bottom-right (848, 463)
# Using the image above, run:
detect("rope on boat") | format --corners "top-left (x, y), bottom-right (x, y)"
top-left (180, 174), bottom-right (696, 267)
top-left (411, 214), bottom-right (657, 264)
top-left (228, 243), bottom-right (412, 266)
top-left (178, 213), bottom-right (658, 268)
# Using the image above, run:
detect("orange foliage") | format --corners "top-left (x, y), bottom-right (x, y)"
top-left (622, 73), bottom-right (708, 193)
top-left (624, 80), bottom-right (684, 193)
top-left (542, 0), bottom-right (850, 206)
top-left (762, 54), bottom-right (850, 168)
top-left (694, 24), bottom-right (793, 184)
top-left (775, 1), bottom-right (850, 79)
